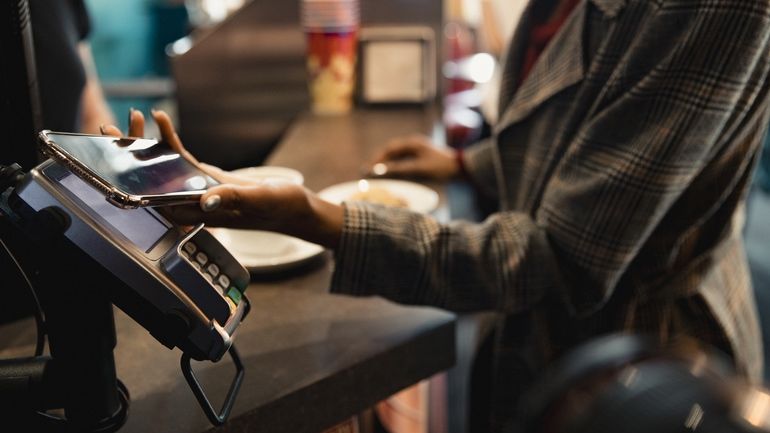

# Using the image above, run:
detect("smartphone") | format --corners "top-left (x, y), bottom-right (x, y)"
top-left (38, 130), bottom-right (219, 209)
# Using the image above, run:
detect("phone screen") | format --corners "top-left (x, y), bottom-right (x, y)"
top-left (44, 133), bottom-right (219, 198)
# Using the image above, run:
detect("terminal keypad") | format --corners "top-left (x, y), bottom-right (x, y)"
top-left (181, 241), bottom-right (245, 313)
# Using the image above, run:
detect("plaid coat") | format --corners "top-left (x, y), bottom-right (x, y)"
top-left (332, 0), bottom-right (770, 429)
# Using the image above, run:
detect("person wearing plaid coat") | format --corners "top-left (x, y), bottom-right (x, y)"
top-left (161, 0), bottom-right (770, 430)
top-left (331, 0), bottom-right (770, 429)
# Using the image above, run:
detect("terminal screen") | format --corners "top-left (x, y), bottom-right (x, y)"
top-left (59, 172), bottom-right (171, 252)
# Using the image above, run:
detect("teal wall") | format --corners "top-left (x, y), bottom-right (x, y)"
top-left (85, 0), bottom-right (188, 130)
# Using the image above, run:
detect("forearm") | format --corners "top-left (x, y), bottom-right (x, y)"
top-left (80, 79), bottom-right (115, 133)
top-left (462, 137), bottom-right (500, 200)
top-left (78, 42), bottom-right (115, 134)
top-left (168, 183), bottom-right (346, 250)
top-left (331, 203), bottom-right (562, 313)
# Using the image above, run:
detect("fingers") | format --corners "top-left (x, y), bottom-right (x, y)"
top-left (152, 109), bottom-right (200, 164)
top-left (367, 141), bottom-right (418, 176)
top-left (161, 203), bottom-right (206, 227)
top-left (199, 163), bottom-right (253, 186)
top-left (167, 185), bottom-right (253, 227)
top-left (151, 110), bottom-right (180, 149)
top-left (128, 108), bottom-right (145, 137)
top-left (200, 186), bottom-right (227, 213)
top-left (366, 135), bottom-right (433, 177)
top-left (374, 137), bottom-right (422, 163)
top-left (370, 135), bottom-right (433, 168)
top-left (163, 182), bottom-right (314, 241)
top-left (117, 109), bottom-right (232, 185)
top-left (380, 158), bottom-right (423, 177)
top-left (162, 185), bottom-right (240, 226)
top-left (198, 183), bottom-right (303, 218)
top-left (201, 184), bottom-right (256, 212)
top-left (101, 108), bottom-right (144, 138)
top-left (198, 163), bottom-right (232, 181)
top-left (101, 125), bottom-right (123, 137)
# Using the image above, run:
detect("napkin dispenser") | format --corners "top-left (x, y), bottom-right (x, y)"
top-left (358, 26), bottom-right (437, 104)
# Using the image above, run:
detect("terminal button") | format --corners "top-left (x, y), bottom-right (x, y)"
top-left (206, 263), bottom-right (220, 277)
top-left (227, 287), bottom-right (242, 304)
top-left (194, 252), bottom-right (208, 266)
top-left (183, 242), bottom-right (197, 255)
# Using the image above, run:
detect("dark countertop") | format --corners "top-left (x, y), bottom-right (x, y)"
top-left (119, 283), bottom-right (455, 433)
top-left (0, 107), bottom-right (458, 433)
top-left (0, 274), bottom-right (455, 433)
top-left (265, 107), bottom-right (492, 433)
top-left (268, 107), bottom-right (446, 194)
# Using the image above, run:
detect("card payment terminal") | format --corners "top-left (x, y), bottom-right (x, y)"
top-left (1, 159), bottom-right (250, 426)
top-left (9, 159), bottom-right (250, 361)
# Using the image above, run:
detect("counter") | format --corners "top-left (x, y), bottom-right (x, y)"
top-left (0, 107), bottom-right (457, 433)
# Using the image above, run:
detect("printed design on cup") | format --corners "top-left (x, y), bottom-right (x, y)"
top-left (301, 0), bottom-right (360, 114)
top-left (306, 31), bottom-right (358, 114)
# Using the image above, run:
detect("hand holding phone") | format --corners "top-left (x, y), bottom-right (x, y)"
top-left (103, 110), bottom-right (251, 187)
top-left (39, 110), bottom-right (219, 209)
top-left (97, 110), bottom-right (345, 249)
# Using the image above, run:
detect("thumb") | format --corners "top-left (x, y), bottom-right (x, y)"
top-left (200, 185), bottom-right (240, 212)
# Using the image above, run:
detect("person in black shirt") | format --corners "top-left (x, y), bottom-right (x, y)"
top-left (0, 0), bottom-right (113, 324)
top-left (29, 0), bottom-right (114, 133)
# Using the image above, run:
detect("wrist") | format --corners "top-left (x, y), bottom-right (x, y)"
top-left (263, 187), bottom-right (343, 249)
top-left (306, 193), bottom-right (344, 249)
top-left (454, 148), bottom-right (469, 179)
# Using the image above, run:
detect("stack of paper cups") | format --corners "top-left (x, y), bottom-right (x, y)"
top-left (301, 0), bottom-right (360, 114)
top-left (301, 0), bottom-right (359, 32)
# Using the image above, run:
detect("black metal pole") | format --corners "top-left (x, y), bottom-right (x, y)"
top-left (0, 196), bottom-right (128, 431)
top-left (0, 0), bottom-right (44, 170)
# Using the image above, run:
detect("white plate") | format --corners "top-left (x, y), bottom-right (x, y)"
top-left (318, 179), bottom-right (439, 214)
top-left (210, 166), bottom-right (318, 273)
top-left (230, 166), bottom-right (304, 185)
top-left (211, 228), bottom-right (325, 274)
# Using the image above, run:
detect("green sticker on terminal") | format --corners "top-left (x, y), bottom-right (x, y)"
top-left (227, 287), bottom-right (242, 304)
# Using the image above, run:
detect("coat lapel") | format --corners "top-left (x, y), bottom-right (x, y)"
top-left (494, 0), bottom-right (627, 133)
top-left (591, 0), bottom-right (627, 18)
top-left (495, 0), bottom-right (537, 118)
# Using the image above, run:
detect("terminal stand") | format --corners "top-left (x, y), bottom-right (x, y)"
top-left (0, 163), bottom-right (245, 430)
top-left (0, 177), bottom-right (129, 432)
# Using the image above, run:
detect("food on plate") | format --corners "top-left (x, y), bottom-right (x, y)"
top-left (349, 186), bottom-right (408, 208)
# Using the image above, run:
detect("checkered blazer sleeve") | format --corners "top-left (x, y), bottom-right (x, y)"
top-left (331, 3), bottom-right (770, 316)
top-left (463, 137), bottom-right (500, 199)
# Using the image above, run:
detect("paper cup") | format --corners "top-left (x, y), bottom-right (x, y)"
top-left (301, 0), bottom-right (359, 30)
top-left (301, 0), bottom-right (359, 115)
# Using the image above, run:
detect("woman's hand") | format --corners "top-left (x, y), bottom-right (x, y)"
top-left (101, 109), bottom-right (247, 184)
top-left (164, 183), bottom-right (344, 249)
top-left (367, 134), bottom-right (460, 181)
top-left (100, 107), bottom-right (145, 138)
top-left (101, 109), bottom-right (344, 249)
